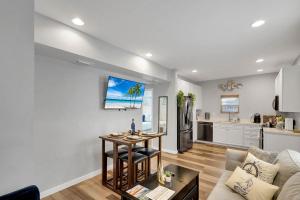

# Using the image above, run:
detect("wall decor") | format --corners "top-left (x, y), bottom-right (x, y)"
top-left (218, 80), bottom-right (243, 91)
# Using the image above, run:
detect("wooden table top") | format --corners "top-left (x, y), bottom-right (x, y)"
top-left (99, 133), bottom-right (164, 145)
top-left (121, 164), bottom-right (199, 200)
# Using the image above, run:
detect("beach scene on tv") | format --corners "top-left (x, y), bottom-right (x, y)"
top-left (104, 76), bottom-right (145, 109)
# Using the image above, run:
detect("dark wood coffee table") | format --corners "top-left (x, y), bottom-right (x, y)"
top-left (121, 164), bottom-right (199, 200)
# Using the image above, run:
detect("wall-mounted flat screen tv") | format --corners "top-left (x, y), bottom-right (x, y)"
top-left (104, 76), bottom-right (145, 109)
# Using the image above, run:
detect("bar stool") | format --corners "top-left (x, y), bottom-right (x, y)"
top-left (121, 144), bottom-right (144, 151)
top-left (136, 148), bottom-right (160, 176)
top-left (119, 152), bottom-right (148, 190)
top-left (105, 148), bottom-right (128, 158)
top-left (103, 148), bottom-right (128, 188)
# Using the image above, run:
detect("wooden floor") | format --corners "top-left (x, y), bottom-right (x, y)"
top-left (43, 143), bottom-right (234, 200)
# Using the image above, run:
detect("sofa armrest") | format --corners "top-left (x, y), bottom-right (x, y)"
top-left (0, 185), bottom-right (40, 200)
top-left (225, 149), bottom-right (247, 171)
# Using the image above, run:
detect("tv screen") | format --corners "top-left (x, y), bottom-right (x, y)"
top-left (104, 76), bottom-right (145, 109)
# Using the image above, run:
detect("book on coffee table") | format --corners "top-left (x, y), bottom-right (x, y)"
top-left (126, 185), bottom-right (150, 200)
top-left (145, 186), bottom-right (175, 200)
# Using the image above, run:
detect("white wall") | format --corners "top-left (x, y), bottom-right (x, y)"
top-left (200, 73), bottom-right (277, 120)
top-left (0, 0), bottom-right (35, 195)
top-left (34, 14), bottom-right (170, 82)
top-left (150, 74), bottom-right (203, 152)
top-left (177, 78), bottom-right (202, 141)
top-left (34, 54), bottom-right (142, 191)
top-left (151, 71), bottom-right (178, 153)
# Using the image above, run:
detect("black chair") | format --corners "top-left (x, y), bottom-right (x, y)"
top-left (119, 152), bottom-right (148, 189)
top-left (104, 145), bottom-right (144, 187)
top-left (136, 148), bottom-right (160, 176)
top-left (121, 145), bottom-right (144, 152)
top-left (103, 147), bottom-right (129, 186)
top-left (0, 185), bottom-right (40, 200)
top-left (105, 148), bottom-right (128, 158)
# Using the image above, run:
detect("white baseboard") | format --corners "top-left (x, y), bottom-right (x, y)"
top-left (152, 146), bottom-right (178, 154)
top-left (40, 147), bottom-right (177, 198)
top-left (161, 148), bottom-right (178, 154)
top-left (40, 164), bottom-right (113, 198)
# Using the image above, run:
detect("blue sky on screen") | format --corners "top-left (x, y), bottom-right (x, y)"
top-left (106, 76), bottom-right (145, 100)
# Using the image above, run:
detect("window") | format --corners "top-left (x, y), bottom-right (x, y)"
top-left (142, 89), bottom-right (153, 131)
top-left (221, 95), bottom-right (239, 113)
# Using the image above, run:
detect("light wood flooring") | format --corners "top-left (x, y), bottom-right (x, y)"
top-left (43, 143), bottom-right (238, 200)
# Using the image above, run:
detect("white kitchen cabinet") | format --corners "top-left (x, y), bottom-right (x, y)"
top-left (243, 125), bottom-right (261, 147)
top-left (226, 125), bottom-right (243, 146)
top-left (264, 132), bottom-right (300, 152)
top-left (275, 66), bottom-right (300, 112)
top-left (213, 122), bottom-right (261, 147)
top-left (213, 123), bottom-right (227, 144)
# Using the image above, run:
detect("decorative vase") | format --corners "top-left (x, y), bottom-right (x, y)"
top-left (157, 161), bottom-right (165, 184)
top-left (165, 176), bottom-right (171, 182)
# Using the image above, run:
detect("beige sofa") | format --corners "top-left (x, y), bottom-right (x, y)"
top-left (207, 147), bottom-right (300, 200)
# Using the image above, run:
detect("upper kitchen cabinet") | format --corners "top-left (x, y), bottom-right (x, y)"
top-left (275, 65), bottom-right (300, 112)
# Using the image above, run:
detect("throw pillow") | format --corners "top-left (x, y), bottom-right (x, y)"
top-left (248, 146), bottom-right (278, 163)
top-left (226, 167), bottom-right (279, 200)
top-left (277, 172), bottom-right (300, 200)
top-left (273, 150), bottom-right (300, 198)
top-left (241, 153), bottom-right (279, 184)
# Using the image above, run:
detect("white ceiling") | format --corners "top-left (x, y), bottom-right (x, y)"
top-left (35, 0), bottom-right (300, 81)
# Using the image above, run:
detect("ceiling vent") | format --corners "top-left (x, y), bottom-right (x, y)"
top-left (75, 59), bottom-right (94, 66)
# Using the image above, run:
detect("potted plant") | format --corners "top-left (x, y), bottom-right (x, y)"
top-left (177, 90), bottom-right (185, 110)
top-left (164, 171), bottom-right (172, 182)
top-left (188, 92), bottom-right (196, 107)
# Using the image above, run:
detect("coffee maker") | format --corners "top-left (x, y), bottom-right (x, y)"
top-left (251, 113), bottom-right (261, 123)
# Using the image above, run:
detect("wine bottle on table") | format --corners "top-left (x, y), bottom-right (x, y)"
top-left (131, 118), bottom-right (135, 135)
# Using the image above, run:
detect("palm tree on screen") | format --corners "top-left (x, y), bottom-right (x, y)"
top-left (128, 87), bottom-right (135, 108)
top-left (133, 83), bottom-right (142, 108)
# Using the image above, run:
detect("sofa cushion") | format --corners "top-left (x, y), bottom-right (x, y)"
top-left (207, 170), bottom-right (245, 200)
top-left (277, 172), bottom-right (300, 200)
top-left (0, 185), bottom-right (40, 200)
top-left (225, 167), bottom-right (279, 200)
top-left (273, 150), bottom-right (300, 198)
top-left (248, 146), bottom-right (278, 164)
top-left (241, 153), bottom-right (279, 184)
top-left (225, 149), bottom-right (248, 171)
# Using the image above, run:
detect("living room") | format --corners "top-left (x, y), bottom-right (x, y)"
top-left (1, 1), bottom-right (300, 200)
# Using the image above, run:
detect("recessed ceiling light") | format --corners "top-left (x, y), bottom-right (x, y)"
top-left (251, 20), bottom-right (265, 28)
top-left (192, 69), bottom-right (198, 73)
top-left (145, 53), bottom-right (152, 57)
top-left (257, 69), bottom-right (264, 72)
top-left (72, 17), bottom-right (85, 26)
top-left (256, 58), bottom-right (264, 63)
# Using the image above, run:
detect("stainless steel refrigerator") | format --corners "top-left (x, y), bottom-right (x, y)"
top-left (177, 96), bottom-right (193, 153)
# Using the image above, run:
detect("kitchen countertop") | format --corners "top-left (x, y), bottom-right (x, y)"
top-left (197, 119), bottom-right (262, 125)
top-left (263, 127), bottom-right (300, 137)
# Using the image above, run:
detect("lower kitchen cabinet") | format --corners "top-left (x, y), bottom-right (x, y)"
top-left (213, 124), bottom-right (227, 143)
top-left (213, 122), bottom-right (261, 147)
top-left (264, 132), bottom-right (300, 152)
top-left (227, 126), bottom-right (244, 146)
